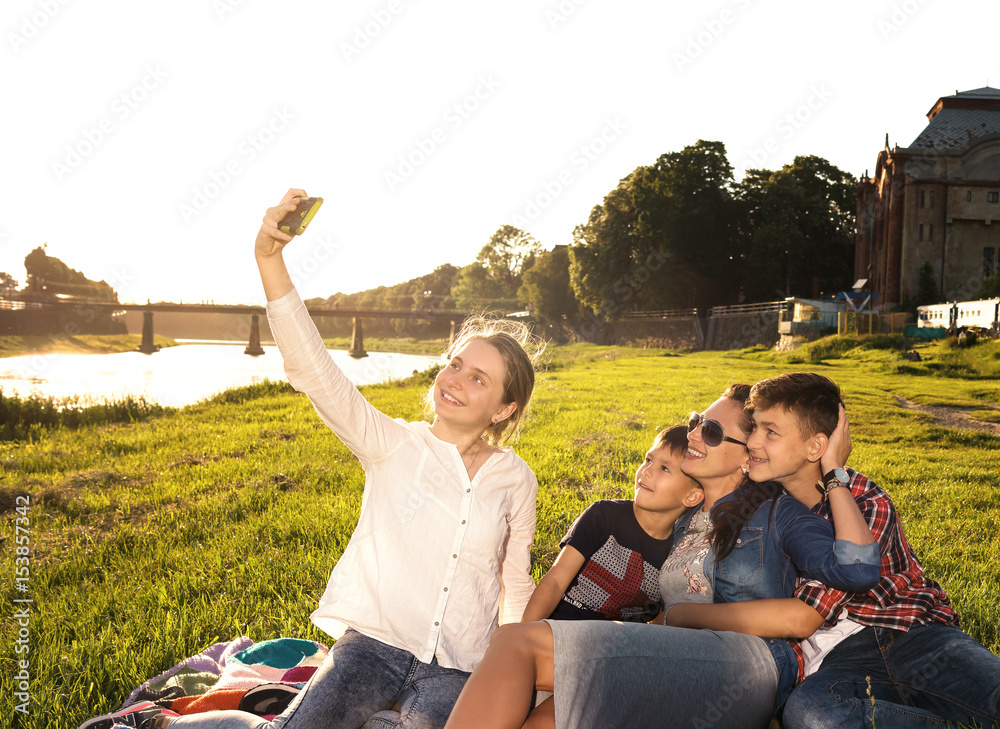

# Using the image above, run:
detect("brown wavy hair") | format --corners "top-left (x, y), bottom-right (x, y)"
top-left (705, 382), bottom-right (783, 561)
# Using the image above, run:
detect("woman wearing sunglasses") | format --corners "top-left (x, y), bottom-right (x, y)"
top-left (443, 383), bottom-right (878, 729)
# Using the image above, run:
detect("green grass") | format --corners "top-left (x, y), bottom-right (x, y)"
top-left (969, 409), bottom-right (1000, 423)
top-left (0, 391), bottom-right (172, 443)
top-left (743, 333), bottom-right (1000, 383)
top-left (0, 334), bottom-right (177, 358)
top-left (1, 343), bottom-right (999, 727)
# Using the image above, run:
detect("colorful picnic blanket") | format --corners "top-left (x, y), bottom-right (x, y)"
top-left (118, 637), bottom-right (329, 719)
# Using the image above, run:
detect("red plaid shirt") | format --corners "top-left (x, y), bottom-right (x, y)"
top-left (788, 468), bottom-right (958, 678)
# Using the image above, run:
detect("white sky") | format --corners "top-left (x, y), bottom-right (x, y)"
top-left (2, 0), bottom-right (998, 305)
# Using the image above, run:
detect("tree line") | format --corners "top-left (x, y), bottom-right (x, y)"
top-left (308, 140), bottom-right (860, 337)
top-left (1, 246), bottom-right (119, 302)
top-left (0, 141), bottom-right (864, 340)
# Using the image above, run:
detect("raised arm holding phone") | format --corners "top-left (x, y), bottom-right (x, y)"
top-left (84, 189), bottom-right (543, 729)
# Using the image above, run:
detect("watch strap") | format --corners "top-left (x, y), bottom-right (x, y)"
top-left (819, 467), bottom-right (849, 498)
top-left (823, 467), bottom-right (849, 485)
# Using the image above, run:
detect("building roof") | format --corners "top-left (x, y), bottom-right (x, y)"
top-left (909, 86), bottom-right (1000, 150)
top-left (948, 86), bottom-right (1000, 99)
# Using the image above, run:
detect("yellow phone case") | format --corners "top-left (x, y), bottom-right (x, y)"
top-left (279, 197), bottom-right (324, 235)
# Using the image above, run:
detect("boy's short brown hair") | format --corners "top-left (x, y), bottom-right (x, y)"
top-left (747, 372), bottom-right (842, 438)
top-left (652, 424), bottom-right (691, 459)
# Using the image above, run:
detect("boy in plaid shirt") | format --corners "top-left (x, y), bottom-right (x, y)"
top-left (744, 373), bottom-right (1000, 728)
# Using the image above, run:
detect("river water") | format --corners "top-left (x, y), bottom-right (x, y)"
top-left (0, 340), bottom-right (443, 408)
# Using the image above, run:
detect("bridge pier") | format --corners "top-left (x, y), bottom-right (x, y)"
top-left (348, 317), bottom-right (368, 358)
top-left (136, 311), bottom-right (160, 354)
top-left (244, 313), bottom-right (265, 356)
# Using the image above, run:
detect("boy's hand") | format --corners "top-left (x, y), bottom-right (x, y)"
top-left (821, 403), bottom-right (852, 474)
top-left (255, 188), bottom-right (307, 260)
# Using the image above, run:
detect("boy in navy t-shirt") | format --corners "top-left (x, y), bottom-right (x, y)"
top-left (520, 425), bottom-right (703, 623)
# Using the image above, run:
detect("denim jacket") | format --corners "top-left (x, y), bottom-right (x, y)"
top-left (670, 483), bottom-right (880, 703)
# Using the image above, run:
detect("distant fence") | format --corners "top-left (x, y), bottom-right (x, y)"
top-left (838, 312), bottom-right (907, 336)
top-left (623, 308), bottom-right (700, 319)
top-left (710, 301), bottom-right (789, 316)
top-left (622, 300), bottom-right (790, 320)
top-left (0, 299), bottom-right (31, 310)
top-left (610, 300), bottom-right (788, 350)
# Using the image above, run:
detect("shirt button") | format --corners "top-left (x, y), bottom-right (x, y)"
top-left (466, 488), bottom-right (471, 493)
top-left (461, 520), bottom-right (466, 524)
top-left (434, 621), bottom-right (439, 626)
top-left (453, 554), bottom-right (458, 558)
top-left (444, 587), bottom-right (448, 592)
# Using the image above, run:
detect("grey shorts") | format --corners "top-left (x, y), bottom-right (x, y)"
top-left (545, 619), bottom-right (779, 729)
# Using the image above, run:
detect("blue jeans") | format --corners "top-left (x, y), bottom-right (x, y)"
top-left (782, 624), bottom-right (1000, 729)
top-left (170, 629), bottom-right (470, 729)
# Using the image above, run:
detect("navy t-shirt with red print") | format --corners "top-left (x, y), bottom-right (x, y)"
top-left (548, 499), bottom-right (674, 622)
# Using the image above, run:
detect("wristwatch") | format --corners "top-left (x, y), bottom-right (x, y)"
top-left (820, 467), bottom-right (850, 497)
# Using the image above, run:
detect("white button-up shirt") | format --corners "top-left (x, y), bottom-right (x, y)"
top-left (267, 289), bottom-right (538, 672)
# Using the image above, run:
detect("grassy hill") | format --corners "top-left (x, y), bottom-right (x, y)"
top-left (1, 338), bottom-right (998, 726)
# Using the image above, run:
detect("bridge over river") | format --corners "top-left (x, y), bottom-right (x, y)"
top-left (4, 300), bottom-right (477, 358)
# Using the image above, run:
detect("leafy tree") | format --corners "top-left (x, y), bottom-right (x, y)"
top-left (409, 264), bottom-right (460, 310)
top-left (569, 182), bottom-right (648, 317)
top-left (737, 156), bottom-right (856, 302)
top-left (976, 272), bottom-right (1000, 300)
top-left (916, 261), bottom-right (941, 306)
top-left (310, 263), bottom-right (461, 338)
top-left (570, 140), bottom-right (741, 316)
top-left (23, 245), bottom-right (118, 301)
top-left (0, 272), bottom-right (16, 297)
top-left (450, 262), bottom-right (509, 312)
top-left (479, 225), bottom-right (541, 295)
top-left (450, 226), bottom-right (540, 312)
top-left (518, 245), bottom-right (578, 324)
top-left (632, 140), bottom-right (742, 309)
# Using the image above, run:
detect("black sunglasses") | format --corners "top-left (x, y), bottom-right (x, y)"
top-left (687, 411), bottom-right (747, 448)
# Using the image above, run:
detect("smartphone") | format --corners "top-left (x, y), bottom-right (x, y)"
top-left (279, 196), bottom-right (323, 235)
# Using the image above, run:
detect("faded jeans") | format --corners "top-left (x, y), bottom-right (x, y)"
top-left (782, 624), bottom-right (1000, 729)
top-left (170, 629), bottom-right (470, 729)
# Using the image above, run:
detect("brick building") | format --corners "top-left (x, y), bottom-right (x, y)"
top-left (855, 86), bottom-right (1000, 309)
